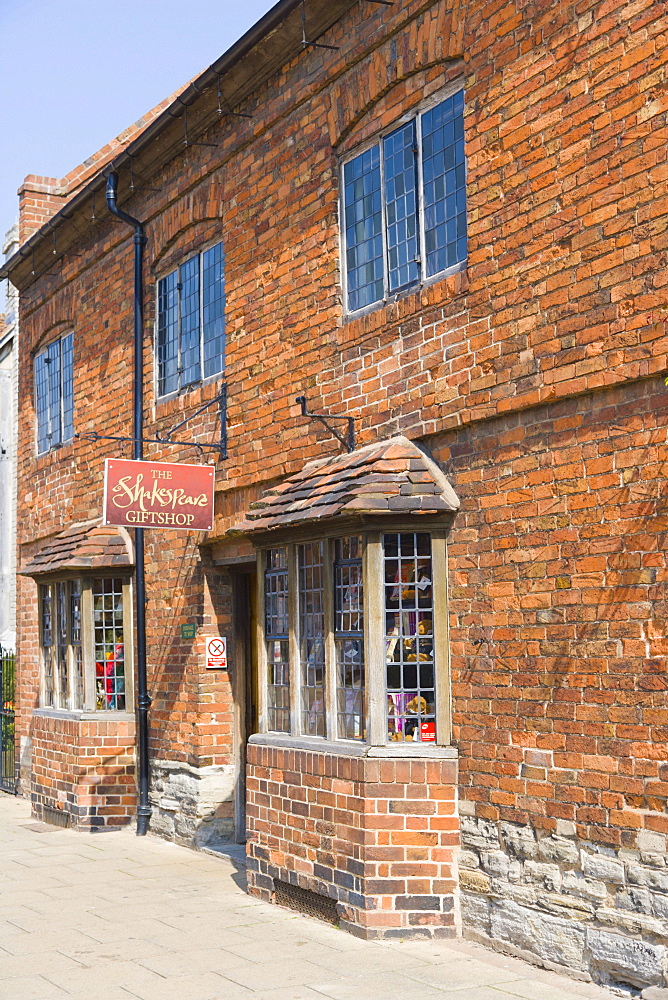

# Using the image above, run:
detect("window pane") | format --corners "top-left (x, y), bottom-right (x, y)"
top-left (334, 536), bottom-right (364, 740)
top-left (298, 542), bottom-right (325, 737)
top-left (383, 122), bottom-right (420, 292)
top-left (40, 585), bottom-right (54, 708)
top-left (157, 270), bottom-right (179, 396)
top-left (421, 91), bottom-right (467, 275)
top-left (46, 340), bottom-right (62, 448)
top-left (93, 579), bottom-right (125, 711)
top-left (56, 582), bottom-right (69, 709)
top-left (344, 146), bottom-right (384, 311)
top-left (383, 532), bottom-right (436, 743)
top-left (70, 580), bottom-right (83, 710)
top-left (61, 333), bottom-right (74, 442)
top-left (34, 351), bottom-right (50, 454)
top-left (265, 547), bottom-right (290, 733)
top-left (202, 243), bottom-right (225, 380)
top-left (179, 256), bottom-right (201, 388)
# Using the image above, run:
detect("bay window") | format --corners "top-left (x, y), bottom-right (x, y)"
top-left (257, 529), bottom-right (450, 746)
top-left (38, 577), bottom-right (133, 712)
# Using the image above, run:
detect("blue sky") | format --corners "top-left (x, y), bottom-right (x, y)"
top-left (0, 0), bottom-right (275, 256)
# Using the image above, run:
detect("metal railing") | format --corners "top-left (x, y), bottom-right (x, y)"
top-left (0, 646), bottom-right (16, 793)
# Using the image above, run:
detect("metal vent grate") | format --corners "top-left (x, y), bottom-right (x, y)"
top-left (274, 879), bottom-right (339, 924)
top-left (41, 806), bottom-right (71, 829)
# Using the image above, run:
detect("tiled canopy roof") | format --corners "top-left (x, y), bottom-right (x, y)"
top-left (229, 436), bottom-right (460, 536)
top-left (20, 521), bottom-right (134, 576)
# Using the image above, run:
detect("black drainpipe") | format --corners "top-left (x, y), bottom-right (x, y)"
top-left (105, 171), bottom-right (152, 836)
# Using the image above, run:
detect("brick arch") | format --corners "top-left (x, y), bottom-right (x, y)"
top-left (149, 215), bottom-right (223, 275)
top-left (31, 320), bottom-right (75, 357)
top-left (28, 296), bottom-right (75, 356)
top-left (328, 0), bottom-right (464, 151)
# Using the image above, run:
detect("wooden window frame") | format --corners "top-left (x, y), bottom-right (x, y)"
top-left (37, 575), bottom-right (134, 714)
top-left (255, 524), bottom-right (451, 747)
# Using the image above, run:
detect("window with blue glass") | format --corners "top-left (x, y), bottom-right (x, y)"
top-left (157, 242), bottom-right (225, 397)
top-left (34, 332), bottom-right (74, 455)
top-left (342, 89), bottom-right (466, 312)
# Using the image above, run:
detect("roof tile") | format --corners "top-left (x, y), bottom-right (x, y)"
top-left (229, 436), bottom-right (459, 536)
top-left (20, 521), bottom-right (134, 576)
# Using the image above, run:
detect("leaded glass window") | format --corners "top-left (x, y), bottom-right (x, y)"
top-left (384, 532), bottom-right (436, 743)
top-left (258, 530), bottom-right (447, 745)
top-left (334, 536), bottom-right (365, 740)
top-left (40, 584), bottom-right (54, 708)
top-left (57, 582), bottom-right (69, 709)
top-left (265, 548), bottom-right (290, 733)
top-left (298, 542), bottom-right (326, 737)
top-left (157, 242), bottom-right (225, 396)
top-left (343, 146), bottom-right (383, 312)
top-left (384, 121), bottom-right (419, 292)
top-left (70, 580), bottom-right (83, 709)
top-left (34, 333), bottom-right (74, 455)
top-left (342, 88), bottom-right (466, 312)
top-left (38, 579), bottom-right (89, 711)
top-left (94, 579), bottom-right (126, 711)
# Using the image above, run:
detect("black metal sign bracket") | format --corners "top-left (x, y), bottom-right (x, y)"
top-left (76, 386), bottom-right (227, 459)
top-left (296, 395), bottom-right (355, 453)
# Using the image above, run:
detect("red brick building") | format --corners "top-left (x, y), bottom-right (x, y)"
top-left (2, 0), bottom-right (668, 988)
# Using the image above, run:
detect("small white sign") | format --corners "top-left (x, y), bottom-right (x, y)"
top-left (205, 636), bottom-right (227, 670)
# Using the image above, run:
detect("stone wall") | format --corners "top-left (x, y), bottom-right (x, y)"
top-left (459, 812), bottom-right (668, 991)
top-left (149, 757), bottom-right (236, 848)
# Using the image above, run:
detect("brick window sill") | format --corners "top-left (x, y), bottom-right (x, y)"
top-left (248, 732), bottom-right (457, 759)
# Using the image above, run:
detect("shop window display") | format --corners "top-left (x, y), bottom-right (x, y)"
top-left (37, 577), bottom-right (132, 712)
top-left (258, 529), bottom-right (448, 746)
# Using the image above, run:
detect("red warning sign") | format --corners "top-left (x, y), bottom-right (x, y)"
top-left (205, 636), bottom-right (227, 670)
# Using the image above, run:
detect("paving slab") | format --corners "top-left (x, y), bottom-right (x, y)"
top-left (0, 793), bottom-right (623, 1000)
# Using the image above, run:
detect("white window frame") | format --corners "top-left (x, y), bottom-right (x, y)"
top-left (339, 80), bottom-right (467, 318)
top-left (38, 576), bottom-right (134, 714)
top-left (255, 526), bottom-right (451, 747)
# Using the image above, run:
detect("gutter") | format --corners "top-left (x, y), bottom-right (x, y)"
top-left (0, 0), bottom-right (311, 283)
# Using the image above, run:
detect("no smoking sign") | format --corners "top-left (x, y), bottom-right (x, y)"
top-left (205, 636), bottom-right (228, 670)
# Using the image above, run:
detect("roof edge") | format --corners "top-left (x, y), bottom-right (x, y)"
top-left (0, 0), bottom-right (313, 283)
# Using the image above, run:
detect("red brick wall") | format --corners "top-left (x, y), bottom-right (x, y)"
top-left (439, 376), bottom-right (668, 848)
top-left (31, 713), bottom-right (136, 829)
top-left (246, 742), bottom-right (459, 939)
top-left (11, 0), bottom-right (668, 978)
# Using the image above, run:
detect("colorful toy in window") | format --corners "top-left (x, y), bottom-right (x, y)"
top-left (389, 560), bottom-right (432, 602)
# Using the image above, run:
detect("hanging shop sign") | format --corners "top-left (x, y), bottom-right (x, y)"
top-left (104, 459), bottom-right (215, 530)
top-left (205, 636), bottom-right (228, 670)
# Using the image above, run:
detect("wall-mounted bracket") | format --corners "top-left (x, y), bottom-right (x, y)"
top-left (296, 395), bottom-right (355, 453)
top-left (301, 0), bottom-right (340, 50)
top-left (76, 386), bottom-right (227, 459)
top-left (182, 105), bottom-right (218, 148)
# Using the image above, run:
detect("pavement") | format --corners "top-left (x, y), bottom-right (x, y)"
top-left (0, 793), bottom-right (624, 1000)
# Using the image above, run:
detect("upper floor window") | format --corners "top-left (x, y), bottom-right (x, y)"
top-left (157, 242), bottom-right (225, 397)
top-left (34, 333), bottom-right (74, 454)
top-left (342, 88), bottom-right (466, 313)
top-left (39, 576), bottom-right (132, 712)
